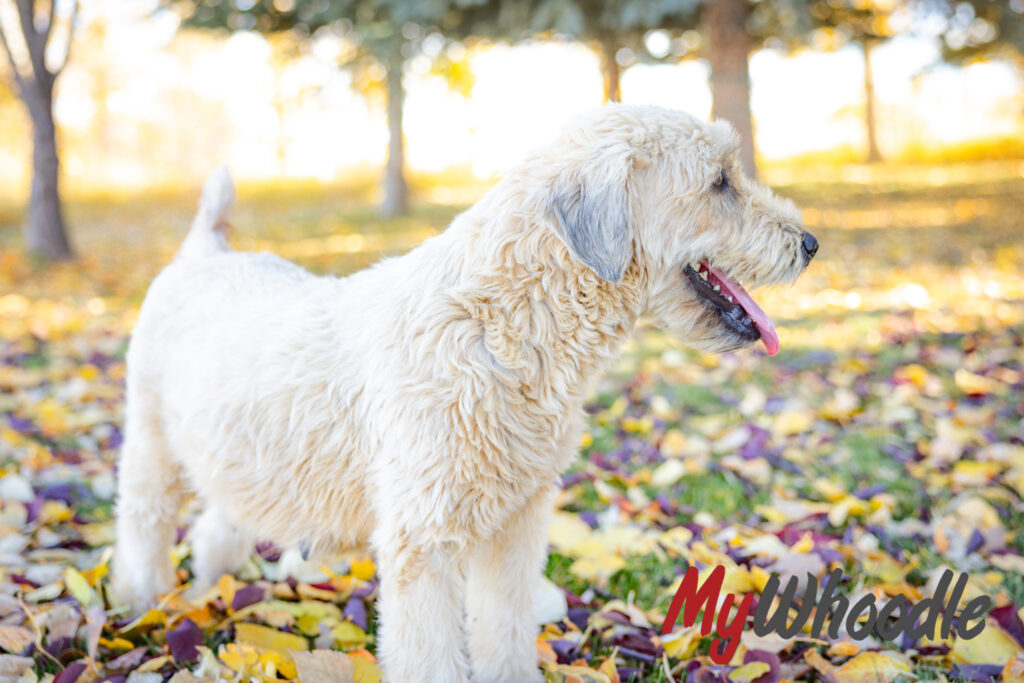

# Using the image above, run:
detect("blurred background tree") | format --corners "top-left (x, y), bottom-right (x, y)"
top-left (749, 0), bottom-right (905, 163)
top-left (928, 0), bottom-right (1024, 70)
top-left (173, 0), bottom-right (510, 217)
top-left (802, 0), bottom-right (899, 162)
top-left (524, 0), bottom-right (701, 103)
top-left (0, 0), bottom-right (77, 260)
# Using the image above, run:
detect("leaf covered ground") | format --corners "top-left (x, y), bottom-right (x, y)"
top-left (1, 162), bottom-right (1023, 683)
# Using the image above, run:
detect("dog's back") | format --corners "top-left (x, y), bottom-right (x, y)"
top-left (114, 170), bottom-right (389, 605)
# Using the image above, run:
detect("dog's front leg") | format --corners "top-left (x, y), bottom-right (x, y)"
top-left (375, 533), bottom-right (470, 682)
top-left (466, 486), bottom-right (554, 683)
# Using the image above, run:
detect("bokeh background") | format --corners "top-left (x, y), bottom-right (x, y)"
top-left (1, 1), bottom-right (1023, 682)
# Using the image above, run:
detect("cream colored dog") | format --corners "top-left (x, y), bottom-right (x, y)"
top-left (114, 104), bottom-right (815, 682)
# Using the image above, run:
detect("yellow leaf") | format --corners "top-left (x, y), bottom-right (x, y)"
top-left (729, 661), bottom-right (770, 683)
top-left (992, 555), bottom-right (1024, 574)
top-left (350, 654), bottom-right (381, 683)
top-left (569, 555), bottom-right (625, 582)
top-left (295, 614), bottom-right (322, 637)
top-left (260, 650), bottom-right (298, 679)
top-left (38, 500), bottom-right (72, 524)
top-left (235, 622), bottom-right (308, 656)
top-left (98, 637), bottom-right (135, 652)
top-left (597, 658), bottom-right (620, 683)
top-left (804, 648), bottom-right (836, 678)
top-left (661, 627), bottom-right (698, 659)
top-left (542, 661), bottom-right (612, 683)
top-left (536, 638), bottom-right (557, 664)
top-left (217, 575), bottom-right (237, 610)
top-left (952, 460), bottom-right (1003, 487)
top-left (117, 609), bottom-right (165, 635)
top-left (219, 643), bottom-right (259, 673)
top-left (660, 429), bottom-right (687, 457)
top-left (349, 557), bottom-right (375, 581)
top-left (83, 560), bottom-right (108, 587)
top-left (292, 650), bottom-right (355, 683)
top-left (774, 410), bottom-right (813, 436)
top-left (138, 655), bottom-right (172, 672)
top-left (330, 621), bottom-right (372, 649)
top-left (955, 369), bottom-right (1008, 396)
top-left (1003, 658), bottom-right (1024, 683)
top-left (951, 620), bottom-right (1024, 665)
top-left (63, 567), bottom-right (96, 607)
top-left (827, 641), bottom-right (862, 657)
top-left (832, 652), bottom-right (911, 683)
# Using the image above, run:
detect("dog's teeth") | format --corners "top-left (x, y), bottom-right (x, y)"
top-left (725, 294), bottom-right (733, 302)
top-left (713, 284), bottom-right (720, 292)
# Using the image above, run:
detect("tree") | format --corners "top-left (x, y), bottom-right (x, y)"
top-left (528, 0), bottom-right (701, 103)
top-left (925, 0), bottom-right (1024, 69)
top-left (799, 0), bottom-right (905, 162)
top-left (172, 0), bottom-right (506, 217)
top-left (704, 0), bottom-right (757, 174)
top-left (0, 0), bottom-right (77, 260)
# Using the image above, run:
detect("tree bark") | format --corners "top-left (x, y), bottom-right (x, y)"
top-left (599, 36), bottom-right (621, 103)
top-left (1, 0), bottom-right (75, 260)
top-left (702, 0), bottom-right (757, 179)
top-left (863, 39), bottom-right (882, 163)
top-left (26, 87), bottom-right (72, 260)
top-left (380, 45), bottom-right (408, 218)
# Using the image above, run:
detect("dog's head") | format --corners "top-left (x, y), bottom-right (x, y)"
top-left (542, 104), bottom-right (815, 356)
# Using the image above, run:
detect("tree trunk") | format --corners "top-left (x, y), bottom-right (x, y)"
top-left (25, 86), bottom-right (73, 260)
top-left (599, 37), bottom-right (621, 103)
top-left (703, 0), bottom-right (757, 179)
top-left (863, 40), bottom-right (882, 163)
top-left (380, 46), bottom-right (408, 218)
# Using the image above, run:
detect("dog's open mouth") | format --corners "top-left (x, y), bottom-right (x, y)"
top-left (684, 259), bottom-right (780, 355)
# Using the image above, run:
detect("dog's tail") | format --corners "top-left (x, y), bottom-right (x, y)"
top-left (179, 166), bottom-right (235, 258)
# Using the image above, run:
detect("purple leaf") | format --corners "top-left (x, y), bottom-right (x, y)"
top-left (743, 650), bottom-right (782, 683)
top-left (8, 415), bottom-right (34, 434)
top-left (739, 426), bottom-right (770, 460)
top-left (166, 619), bottom-right (202, 662)
top-left (853, 483), bottom-right (886, 499)
top-left (231, 584), bottom-right (264, 611)
top-left (989, 602), bottom-right (1024, 648)
top-left (949, 664), bottom-right (1002, 682)
top-left (618, 667), bottom-right (644, 682)
top-left (549, 639), bottom-right (577, 663)
top-left (351, 580), bottom-right (377, 598)
top-left (54, 661), bottom-right (87, 683)
top-left (566, 607), bottom-right (590, 631)
top-left (967, 529), bottom-right (985, 554)
top-left (344, 597), bottom-right (367, 630)
top-left (256, 541), bottom-right (282, 562)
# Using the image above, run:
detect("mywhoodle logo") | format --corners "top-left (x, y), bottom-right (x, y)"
top-left (660, 566), bottom-right (993, 665)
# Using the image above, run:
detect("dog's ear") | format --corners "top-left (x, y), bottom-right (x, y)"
top-left (549, 166), bottom-right (632, 283)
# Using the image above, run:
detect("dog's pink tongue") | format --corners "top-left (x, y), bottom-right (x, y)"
top-left (707, 264), bottom-right (779, 356)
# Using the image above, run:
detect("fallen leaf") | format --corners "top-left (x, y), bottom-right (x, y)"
top-left (291, 649), bottom-right (355, 683)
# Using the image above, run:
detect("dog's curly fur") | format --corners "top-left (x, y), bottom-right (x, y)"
top-left (114, 104), bottom-right (812, 681)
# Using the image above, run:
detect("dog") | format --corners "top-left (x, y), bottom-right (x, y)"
top-left (113, 104), bottom-right (815, 682)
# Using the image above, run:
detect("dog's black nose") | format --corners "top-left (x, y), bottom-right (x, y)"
top-left (801, 232), bottom-right (819, 261)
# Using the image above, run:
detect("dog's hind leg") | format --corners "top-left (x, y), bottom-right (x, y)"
top-left (113, 386), bottom-right (185, 610)
top-left (190, 502), bottom-right (253, 590)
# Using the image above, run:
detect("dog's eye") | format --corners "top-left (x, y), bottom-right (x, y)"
top-left (712, 171), bottom-right (728, 191)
